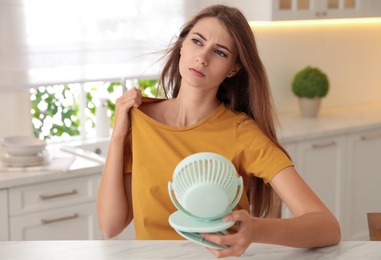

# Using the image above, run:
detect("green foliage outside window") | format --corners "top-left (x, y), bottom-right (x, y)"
top-left (31, 79), bottom-right (159, 140)
top-left (31, 85), bottom-right (81, 140)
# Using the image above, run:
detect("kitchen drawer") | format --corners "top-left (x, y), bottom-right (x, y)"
top-left (10, 202), bottom-right (102, 240)
top-left (9, 174), bottom-right (100, 216)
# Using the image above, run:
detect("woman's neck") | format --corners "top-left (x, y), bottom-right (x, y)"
top-left (168, 89), bottom-right (220, 127)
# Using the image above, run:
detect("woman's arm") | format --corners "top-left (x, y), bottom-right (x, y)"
top-left (266, 166), bottom-right (341, 247)
top-left (96, 88), bottom-right (142, 238)
top-left (202, 166), bottom-right (341, 258)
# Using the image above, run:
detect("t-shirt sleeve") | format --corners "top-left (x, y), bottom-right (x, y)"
top-left (235, 118), bottom-right (294, 183)
top-left (123, 130), bottom-right (133, 174)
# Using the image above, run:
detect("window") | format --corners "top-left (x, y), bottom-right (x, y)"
top-left (31, 79), bottom-right (160, 140)
top-left (1, 0), bottom-right (198, 90)
top-left (13, 1), bottom-right (198, 140)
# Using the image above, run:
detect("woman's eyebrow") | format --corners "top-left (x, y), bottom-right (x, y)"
top-left (192, 32), bottom-right (232, 54)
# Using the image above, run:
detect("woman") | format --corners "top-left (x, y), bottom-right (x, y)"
top-left (97, 5), bottom-right (341, 258)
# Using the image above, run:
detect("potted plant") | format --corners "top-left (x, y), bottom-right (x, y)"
top-left (292, 66), bottom-right (329, 117)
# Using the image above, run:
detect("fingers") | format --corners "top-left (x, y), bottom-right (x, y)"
top-left (201, 210), bottom-right (253, 258)
top-left (112, 88), bottom-right (142, 138)
top-left (115, 87), bottom-right (142, 116)
top-left (223, 209), bottom-right (249, 224)
top-left (129, 87), bottom-right (143, 107)
top-left (203, 233), bottom-right (247, 258)
top-left (116, 87), bottom-right (142, 110)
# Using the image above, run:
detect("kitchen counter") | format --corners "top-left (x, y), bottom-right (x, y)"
top-left (0, 240), bottom-right (380, 259)
top-left (0, 142), bottom-right (104, 189)
top-left (278, 102), bottom-right (381, 143)
top-left (0, 155), bottom-right (103, 189)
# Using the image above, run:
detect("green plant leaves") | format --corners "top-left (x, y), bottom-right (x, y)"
top-left (292, 66), bottom-right (329, 98)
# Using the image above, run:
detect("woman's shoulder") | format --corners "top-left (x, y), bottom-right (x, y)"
top-left (139, 96), bottom-right (167, 106)
top-left (221, 105), bottom-right (255, 124)
top-left (137, 97), bottom-right (171, 123)
top-left (221, 107), bottom-right (265, 137)
top-left (139, 97), bottom-right (167, 112)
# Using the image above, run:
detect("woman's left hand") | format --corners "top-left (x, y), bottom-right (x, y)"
top-left (201, 210), bottom-right (255, 258)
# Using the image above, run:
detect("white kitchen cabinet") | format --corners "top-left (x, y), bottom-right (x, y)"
top-left (364, 0), bottom-right (381, 17)
top-left (280, 126), bottom-right (381, 241)
top-left (10, 202), bottom-right (99, 240)
top-left (294, 135), bottom-right (347, 219)
top-left (271, 0), bottom-right (366, 20)
top-left (199, 0), bottom-right (376, 21)
top-left (345, 129), bottom-right (381, 240)
top-left (0, 189), bottom-right (9, 240)
top-left (9, 174), bottom-right (99, 216)
top-left (281, 135), bottom-right (348, 230)
top-left (8, 174), bottom-right (102, 240)
top-left (281, 135), bottom-right (347, 221)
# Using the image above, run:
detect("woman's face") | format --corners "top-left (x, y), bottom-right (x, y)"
top-left (179, 17), bottom-right (241, 92)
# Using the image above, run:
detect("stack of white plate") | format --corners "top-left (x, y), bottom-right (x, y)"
top-left (0, 136), bottom-right (47, 167)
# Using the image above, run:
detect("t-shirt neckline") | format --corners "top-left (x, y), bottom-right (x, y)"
top-left (133, 103), bottom-right (226, 131)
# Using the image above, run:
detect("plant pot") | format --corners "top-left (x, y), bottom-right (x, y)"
top-left (298, 97), bottom-right (321, 117)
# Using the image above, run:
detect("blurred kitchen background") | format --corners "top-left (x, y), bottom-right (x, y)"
top-left (1, 0), bottom-right (381, 242)
top-left (1, 0), bottom-right (380, 140)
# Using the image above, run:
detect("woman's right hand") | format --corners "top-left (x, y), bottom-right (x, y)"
top-left (112, 87), bottom-right (142, 139)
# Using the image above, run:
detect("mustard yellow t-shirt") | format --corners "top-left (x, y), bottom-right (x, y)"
top-left (125, 102), bottom-right (293, 240)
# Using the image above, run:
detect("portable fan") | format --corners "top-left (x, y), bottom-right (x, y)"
top-left (168, 152), bottom-right (243, 249)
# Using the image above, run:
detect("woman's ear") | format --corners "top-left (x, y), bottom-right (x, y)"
top-left (227, 65), bottom-right (242, 78)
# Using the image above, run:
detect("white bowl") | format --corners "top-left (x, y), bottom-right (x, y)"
top-left (1, 136), bottom-right (46, 156)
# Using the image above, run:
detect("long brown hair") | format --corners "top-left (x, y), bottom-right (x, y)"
top-left (158, 5), bottom-right (288, 218)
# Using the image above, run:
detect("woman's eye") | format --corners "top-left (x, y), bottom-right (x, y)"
top-left (191, 38), bottom-right (201, 45)
top-left (215, 50), bottom-right (227, 57)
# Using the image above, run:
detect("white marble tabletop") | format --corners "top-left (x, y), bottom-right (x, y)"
top-left (278, 102), bottom-right (381, 143)
top-left (0, 240), bottom-right (380, 260)
top-left (0, 142), bottom-right (103, 189)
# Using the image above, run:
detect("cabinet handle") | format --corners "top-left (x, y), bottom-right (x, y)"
top-left (312, 141), bottom-right (336, 149)
top-left (39, 189), bottom-right (78, 200)
top-left (315, 11), bottom-right (327, 17)
top-left (41, 213), bottom-right (79, 225)
top-left (361, 132), bottom-right (381, 141)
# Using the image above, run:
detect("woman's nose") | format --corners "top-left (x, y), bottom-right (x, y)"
top-left (196, 51), bottom-right (208, 66)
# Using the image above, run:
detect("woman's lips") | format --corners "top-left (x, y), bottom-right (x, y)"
top-left (189, 68), bottom-right (205, 77)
